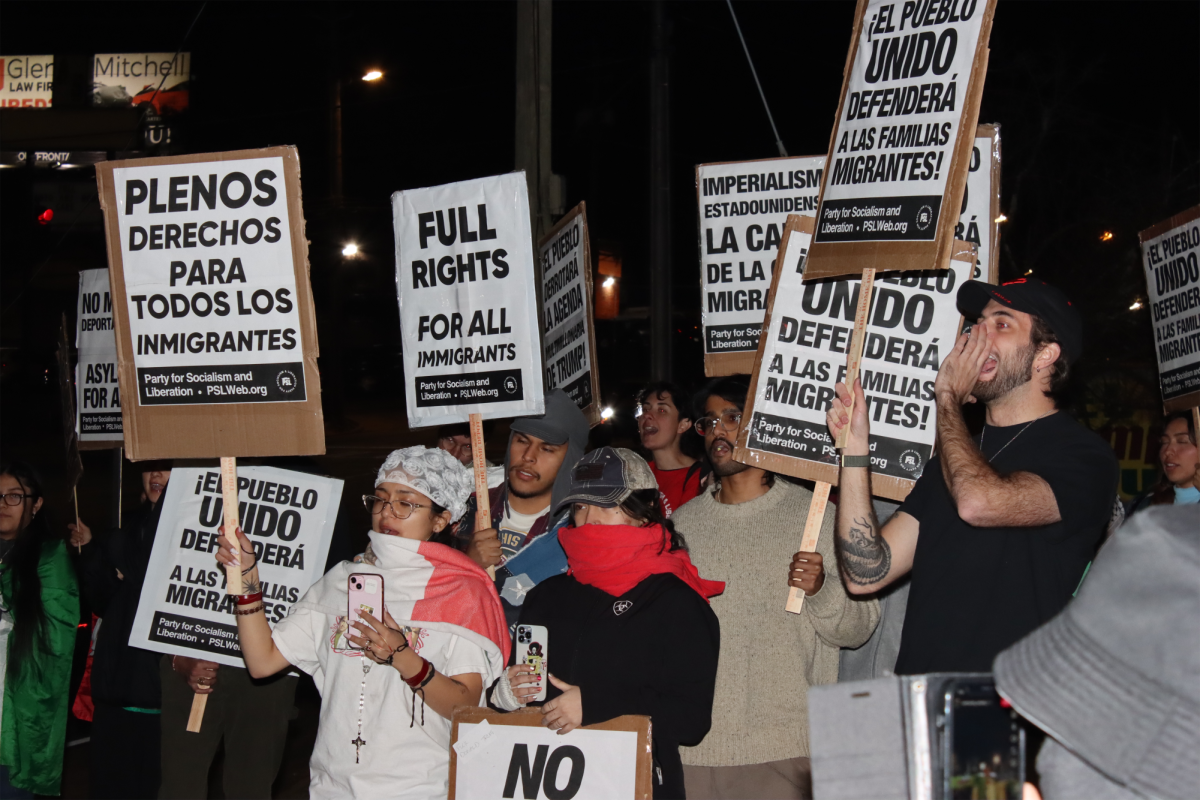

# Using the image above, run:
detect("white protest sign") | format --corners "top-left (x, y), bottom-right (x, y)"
top-left (107, 155), bottom-right (307, 405)
top-left (737, 221), bottom-right (975, 499)
top-left (539, 202), bottom-right (601, 424)
top-left (697, 155), bottom-right (825, 373)
top-left (956, 124), bottom-right (1000, 282)
top-left (1139, 205), bottom-right (1200, 411)
top-left (392, 172), bottom-right (545, 428)
top-left (129, 466), bottom-right (341, 668)
top-left (76, 268), bottom-right (123, 444)
top-left (452, 722), bottom-right (638, 800)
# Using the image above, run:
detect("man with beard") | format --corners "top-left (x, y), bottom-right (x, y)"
top-left (672, 376), bottom-right (879, 800)
top-left (826, 278), bottom-right (1118, 674)
top-left (636, 381), bottom-right (708, 516)
top-left (456, 389), bottom-right (589, 631)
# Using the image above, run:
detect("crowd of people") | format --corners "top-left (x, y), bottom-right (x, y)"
top-left (0, 276), bottom-right (1195, 799)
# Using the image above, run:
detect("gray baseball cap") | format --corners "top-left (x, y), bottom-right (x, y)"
top-left (993, 505), bottom-right (1200, 800)
top-left (555, 447), bottom-right (657, 513)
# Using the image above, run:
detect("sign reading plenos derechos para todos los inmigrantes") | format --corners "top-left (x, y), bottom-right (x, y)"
top-left (1140, 205), bottom-right (1200, 412)
top-left (696, 155), bottom-right (826, 375)
top-left (393, 172), bottom-right (545, 428)
top-left (129, 466), bottom-right (341, 668)
top-left (76, 268), bottom-right (123, 445)
top-left (735, 215), bottom-right (976, 501)
top-left (807, 0), bottom-right (995, 279)
top-left (539, 202), bottom-right (601, 425)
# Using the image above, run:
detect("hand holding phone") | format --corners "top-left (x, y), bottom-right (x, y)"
top-left (514, 624), bottom-right (549, 703)
top-left (347, 573), bottom-right (384, 651)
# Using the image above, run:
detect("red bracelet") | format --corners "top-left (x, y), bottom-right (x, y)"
top-left (404, 658), bottom-right (433, 689)
top-left (235, 592), bottom-right (263, 606)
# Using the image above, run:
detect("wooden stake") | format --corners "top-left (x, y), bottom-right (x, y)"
top-left (835, 268), bottom-right (876, 449)
top-left (469, 414), bottom-right (496, 579)
top-left (785, 481), bottom-right (831, 614)
top-left (73, 486), bottom-right (81, 554)
top-left (186, 693), bottom-right (207, 733)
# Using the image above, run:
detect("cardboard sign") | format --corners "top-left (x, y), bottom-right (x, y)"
top-left (957, 123), bottom-right (1001, 283)
top-left (95, 147), bottom-right (324, 460)
top-left (128, 466), bottom-right (341, 668)
top-left (696, 155), bottom-right (826, 376)
top-left (0, 55), bottom-right (54, 107)
top-left (449, 707), bottom-right (651, 800)
top-left (392, 172), bottom-right (545, 428)
top-left (806, 0), bottom-right (996, 280)
top-left (76, 268), bottom-right (123, 447)
top-left (1139, 205), bottom-right (1200, 412)
top-left (734, 214), bottom-right (976, 501)
top-left (539, 202), bottom-right (601, 425)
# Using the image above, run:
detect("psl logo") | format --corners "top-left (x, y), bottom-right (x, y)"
top-left (276, 369), bottom-right (297, 393)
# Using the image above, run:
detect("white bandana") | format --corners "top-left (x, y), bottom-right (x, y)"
top-left (375, 446), bottom-right (474, 523)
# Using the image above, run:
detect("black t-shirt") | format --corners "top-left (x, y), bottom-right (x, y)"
top-left (893, 411), bottom-right (1118, 674)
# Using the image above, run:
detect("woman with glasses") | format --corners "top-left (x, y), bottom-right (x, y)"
top-left (0, 462), bottom-right (79, 798)
top-left (216, 446), bottom-right (508, 800)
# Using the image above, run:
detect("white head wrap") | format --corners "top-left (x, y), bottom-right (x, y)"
top-left (375, 446), bottom-right (474, 523)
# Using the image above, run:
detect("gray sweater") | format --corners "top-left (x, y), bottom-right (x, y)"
top-left (673, 479), bottom-right (880, 766)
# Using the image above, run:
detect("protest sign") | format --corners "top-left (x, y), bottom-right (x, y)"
top-left (129, 465), bottom-right (341, 668)
top-left (1139, 205), bottom-right (1200, 412)
top-left (696, 155), bottom-right (826, 375)
top-left (539, 202), bottom-right (601, 425)
top-left (76, 268), bottom-right (123, 447)
top-left (957, 123), bottom-right (1001, 283)
top-left (805, 0), bottom-right (996, 280)
top-left (449, 707), bottom-right (651, 800)
top-left (392, 172), bottom-right (545, 429)
top-left (95, 147), bottom-right (324, 461)
top-left (735, 213), bottom-right (976, 501)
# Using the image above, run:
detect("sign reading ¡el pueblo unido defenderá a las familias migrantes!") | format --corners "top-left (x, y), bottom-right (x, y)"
top-left (129, 466), bottom-right (340, 669)
top-left (76, 268), bottom-right (123, 446)
top-left (958, 124), bottom-right (1001, 283)
top-left (735, 214), bottom-right (978, 501)
top-left (805, 0), bottom-right (996, 280)
top-left (1139, 205), bottom-right (1200, 412)
top-left (392, 172), bottom-right (546, 429)
top-left (539, 202), bottom-right (602, 426)
top-left (696, 155), bottom-right (826, 376)
top-left (95, 147), bottom-right (324, 461)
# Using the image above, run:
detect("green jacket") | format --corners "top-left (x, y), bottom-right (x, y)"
top-left (0, 539), bottom-right (80, 796)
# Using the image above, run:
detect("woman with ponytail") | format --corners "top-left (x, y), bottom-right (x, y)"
top-left (0, 462), bottom-right (79, 797)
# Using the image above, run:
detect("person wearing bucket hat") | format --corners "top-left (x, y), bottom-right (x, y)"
top-left (490, 447), bottom-right (721, 799)
top-left (994, 505), bottom-right (1200, 800)
top-left (826, 276), bottom-right (1118, 675)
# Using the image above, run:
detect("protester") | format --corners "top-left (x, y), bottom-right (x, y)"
top-left (436, 422), bottom-right (477, 467)
top-left (994, 505), bottom-right (1199, 800)
top-left (1129, 410), bottom-right (1198, 513)
top-left (70, 462), bottom-right (171, 800)
top-left (826, 278), bottom-right (1119, 674)
top-left (636, 381), bottom-right (708, 516)
top-left (455, 389), bottom-right (589, 630)
top-left (216, 446), bottom-right (507, 800)
top-left (492, 447), bottom-right (721, 800)
top-left (672, 377), bottom-right (879, 800)
top-left (0, 462), bottom-right (79, 799)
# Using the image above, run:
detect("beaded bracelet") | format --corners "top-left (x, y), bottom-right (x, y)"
top-left (234, 603), bottom-right (265, 616)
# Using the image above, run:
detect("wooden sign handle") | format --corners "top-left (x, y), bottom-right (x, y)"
top-left (835, 268), bottom-right (876, 449)
top-left (469, 414), bottom-right (496, 579)
top-left (785, 481), bottom-right (832, 614)
top-left (186, 693), bottom-right (207, 733)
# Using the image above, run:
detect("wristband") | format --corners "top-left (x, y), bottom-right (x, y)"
top-left (839, 454), bottom-right (871, 468)
top-left (235, 603), bottom-right (265, 616)
top-left (235, 591), bottom-right (263, 606)
top-left (404, 658), bottom-right (433, 689)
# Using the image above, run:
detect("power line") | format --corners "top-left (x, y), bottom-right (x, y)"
top-left (725, 0), bottom-right (787, 158)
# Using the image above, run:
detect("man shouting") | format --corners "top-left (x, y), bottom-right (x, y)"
top-left (826, 278), bottom-right (1117, 674)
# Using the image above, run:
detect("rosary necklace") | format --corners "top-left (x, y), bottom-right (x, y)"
top-left (980, 410), bottom-right (1054, 463)
top-left (352, 659), bottom-right (371, 763)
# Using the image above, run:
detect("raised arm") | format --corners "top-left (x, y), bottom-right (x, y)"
top-left (827, 378), bottom-right (919, 595)
top-left (216, 527), bottom-right (292, 678)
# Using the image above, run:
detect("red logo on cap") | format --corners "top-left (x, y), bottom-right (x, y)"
top-left (993, 291), bottom-right (1013, 304)
top-left (1002, 279), bottom-right (1027, 286)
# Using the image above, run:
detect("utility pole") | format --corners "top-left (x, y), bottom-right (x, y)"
top-left (649, 0), bottom-right (672, 381)
top-left (515, 0), bottom-right (558, 242)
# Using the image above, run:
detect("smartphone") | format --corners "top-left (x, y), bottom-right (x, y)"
top-left (943, 677), bottom-right (1024, 800)
top-left (515, 624), bottom-right (549, 702)
top-left (347, 573), bottom-right (384, 651)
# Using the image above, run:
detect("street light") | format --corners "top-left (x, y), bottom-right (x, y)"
top-left (602, 277), bottom-right (615, 288)
top-left (1129, 299), bottom-right (1143, 311)
top-left (362, 70), bottom-right (383, 82)
top-left (601, 407), bottom-right (614, 421)
top-left (994, 214), bottom-right (1008, 223)
top-left (1100, 231), bottom-right (1114, 242)
top-left (342, 243), bottom-right (358, 257)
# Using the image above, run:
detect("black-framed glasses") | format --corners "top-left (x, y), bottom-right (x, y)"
top-left (361, 494), bottom-right (429, 519)
top-left (0, 493), bottom-right (34, 507)
top-left (695, 411), bottom-right (742, 436)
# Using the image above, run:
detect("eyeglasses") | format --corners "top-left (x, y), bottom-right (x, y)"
top-left (361, 494), bottom-right (429, 519)
top-left (695, 411), bottom-right (742, 435)
top-left (0, 493), bottom-right (34, 507)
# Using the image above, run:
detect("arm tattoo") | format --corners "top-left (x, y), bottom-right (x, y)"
top-left (838, 515), bottom-right (892, 586)
top-left (241, 576), bottom-right (263, 595)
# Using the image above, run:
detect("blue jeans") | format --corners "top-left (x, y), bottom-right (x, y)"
top-left (0, 764), bottom-right (34, 800)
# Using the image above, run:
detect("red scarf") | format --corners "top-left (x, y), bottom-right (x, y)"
top-left (558, 523), bottom-right (725, 602)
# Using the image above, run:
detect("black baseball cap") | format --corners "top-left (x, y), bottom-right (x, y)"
top-left (956, 278), bottom-right (1083, 364)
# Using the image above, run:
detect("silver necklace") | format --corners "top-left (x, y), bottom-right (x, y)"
top-left (980, 411), bottom-right (1053, 463)
top-left (352, 660), bottom-right (371, 763)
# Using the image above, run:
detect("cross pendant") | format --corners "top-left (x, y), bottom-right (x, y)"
top-left (351, 735), bottom-right (366, 763)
